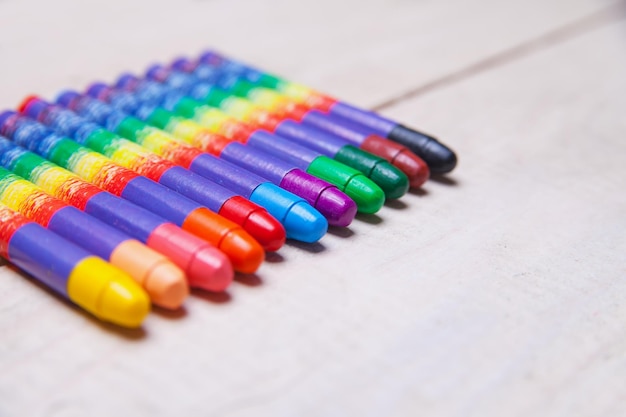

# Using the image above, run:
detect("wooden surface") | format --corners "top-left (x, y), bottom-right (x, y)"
top-left (1, 1), bottom-right (625, 416)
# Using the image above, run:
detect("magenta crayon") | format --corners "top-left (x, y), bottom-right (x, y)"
top-left (86, 85), bottom-right (358, 225)
top-left (0, 166), bottom-right (232, 294)
top-left (0, 203), bottom-right (150, 327)
top-left (0, 137), bottom-right (254, 305)
top-left (196, 51), bottom-right (457, 175)
top-left (4, 108), bottom-right (266, 273)
top-left (141, 66), bottom-right (411, 198)
top-left (49, 94), bottom-right (329, 242)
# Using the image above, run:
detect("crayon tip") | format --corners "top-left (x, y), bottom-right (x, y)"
top-left (307, 157), bottom-right (385, 214)
top-left (17, 95), bottom-right (40, 114)
top-left (387, 125), bottom-right (457, 174)
top-left (284, 201), bottom-right (328, 243)
top-left (368, 161), bottom-right (409, 199)
top-left (116, 73), bottom-right (139, 89)
top-left (109, 239), bottom-right (189, 310)
top-left (244, 210), bottom-right (286, 252)
top-left (0, 111), bottom-right (13, 130)
top-left (316, 187), bottom-right (358, 227)
top-left (152, 215), bottom-right (235, 289)
top-left (218, 230), bottom-right (265, 274)
top-left (188, 246), bottom-right (234, 292)
top-left (344, 175), bottom-right (385, 214)
top-left (249, 183), bottom-right (327, 243)
top-left (67, 257), bottom-right (151, 328)
top-left (220, 196), bottom-right (286, 252)
top-left (334, 146), bottom-right (408, 199)
top-left (280, 169), bottom-right (356, 227)
top-left (392, 149), bottom-right (430, 188)
top-left (360, 135), bottom-right (430, 188)
top-left (144, 261), bottom-right (189, 310)
top-left (56, 91), bottom-right (81, 107)
top-left (99, 279), bottom-right (152, 328)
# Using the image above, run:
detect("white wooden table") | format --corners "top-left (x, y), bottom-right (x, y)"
top-left (1, 1), bottom-right (625, 416)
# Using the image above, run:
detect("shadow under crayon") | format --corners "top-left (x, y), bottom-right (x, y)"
top-left (6, 264), bottom-right (148, 340)
top-left (191, 288), bottom-right (232, 304)
top-left (430, 174), bottom-right (460, 186)
top-left (327, 226), bottom-right (355, 238)
top-left (408, 187), bottom-right (429, 197)
top-left (92, 319), bottom-right (148, 340)
top-left (287, 240), bottom-right (327, 253)
top-left (235, 273), bottom-right (263, 287)
top-left (264, 251), bottom-right (285, 263)
top-left (356, 213), bottom-right (383, 225)
top-left (152, 305), bottom-right (188, 320)
top-left (385, 199), bottom-right (408, 210)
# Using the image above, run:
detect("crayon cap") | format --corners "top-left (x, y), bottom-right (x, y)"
top-left (178, 206), bottom-right (263, 274)
top-left (334, 146), bottom-right (409, 199)
top-left (111, 239), bottom-right (188, 309)
top-left (250, 183), bottom-right (327, 243)
top-left (188, 246), bottom-right (234, 292)
top-left (86, 83), bottom-right (109, 99)
top-left (307, 156), bottom-right (385, 214)
top-left (198, 51), bottom-right (223, 65)
top-left (280, 169), bottom-right (357, 227)
top-left (170, 57), bottom-right (195, 72)
top-left (387, 125), bottom-right (457, 174)
top-left (56, 91), bottom-right (81, 108)
top-left (17, 96), bottom-right (44, 117)
top-left (360, 135), bottom-right (430, 188)
top-left (116, 73), bottom-right (140, 89)
top-left (149, 219), bottom-right (234, 291)
top-left (219, 196), bottom-right (286, 252)
top-left (218, 230), bottom-right (265, 274)
top-left (0, 111), bottom-right (14, 131)
top-left (67, 257), bottom-right (150, 328)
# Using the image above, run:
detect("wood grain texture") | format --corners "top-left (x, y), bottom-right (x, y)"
top-left (0, 1), bottom-right (625, 416)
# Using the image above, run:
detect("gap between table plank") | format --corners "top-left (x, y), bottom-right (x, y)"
top-left (371, 2), bottom-right (626, 112)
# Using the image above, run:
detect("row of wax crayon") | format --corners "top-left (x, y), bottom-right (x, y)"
top-left (0, 51), bottom-right (457, 328)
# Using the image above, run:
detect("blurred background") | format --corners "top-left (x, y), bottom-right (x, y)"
top-left (1, 1), bottom-right (625, 416)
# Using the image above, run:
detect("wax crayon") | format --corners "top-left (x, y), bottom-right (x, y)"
top-left (0, 112), bottom-right (257, 277)
top-left (0, 203), bottom-right (150, 327)
top-left (13, 108), bottom-right (265, 273)
top-left (51, 94), bottom-right (329, 242)
top-left (0, 166), bottom-right (230, 295)
top-left (164, 60), bottom-right (427, 188)
top-left (5, 110), bottom-right (265, 274)
top-left (142, 65), bottom-right (412, 197)
top-left (87, 84), bottom-right (361, 223)
top-left (109, 76), bottom-right (387, 212)
top-left (40, 95), bottom-right (324, 243)
top-left (0, 109), bottom-right (232, 252)
top-left (0, 137), bottom-right (260, 306)
top-left (196, 51), bottom-right (457, 174)
top-left (0, 138), bottom-right (189, 308)
top-left (19, 100), bottom-right (284, 253)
